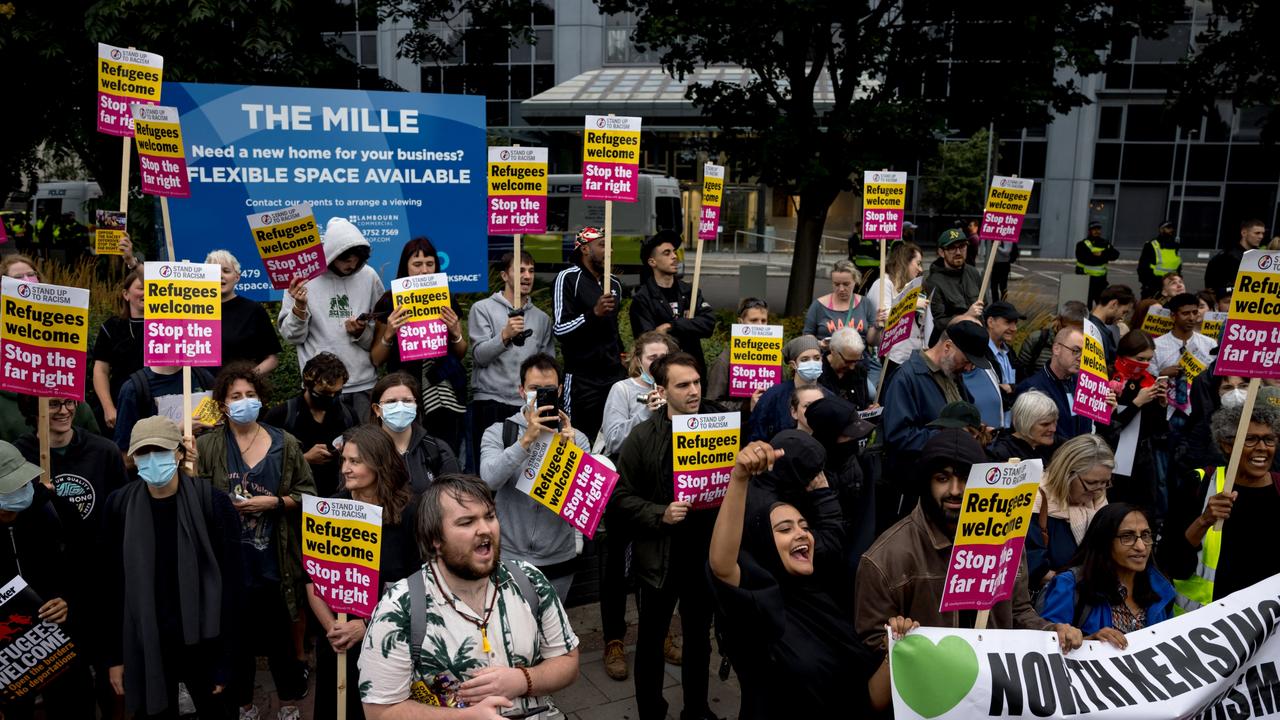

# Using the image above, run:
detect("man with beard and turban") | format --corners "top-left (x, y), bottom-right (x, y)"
top-left (708, 438), bottom-right (914, 717)
top-left (359, 475), bottom-right (581, 718)
top-left (854, 430), bottom-right (1084, 656)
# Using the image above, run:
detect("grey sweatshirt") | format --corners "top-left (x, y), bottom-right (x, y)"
top-left (277, 227), bottom-right (384, 393)
top-left (600, 377), bottom-right (654, 457)
top-left (468, 292), bottom-right (554, 406)
top-left (480, 412), bottom-right (590, 566)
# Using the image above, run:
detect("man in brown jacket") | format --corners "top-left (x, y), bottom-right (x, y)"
top-left (855, 429), bottom-right (1083, 654)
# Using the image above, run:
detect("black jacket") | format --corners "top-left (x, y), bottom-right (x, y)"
top-left (628, 275), bottom-right (716, 373)
top-left (1204, 243), bottom-right (1247, 297)
top-left (402, 422), bottom-right (462, 494)
top-left (15, 428), bottom-right (128, 531)
top-left (552, 262), bottom-right (625, 377)
top-left (0, 484), bottom-right (90, 649)
top-left (923, 257), bottom-right (986, 337)
top-left (1074, 237), bottom-right (1120, 273)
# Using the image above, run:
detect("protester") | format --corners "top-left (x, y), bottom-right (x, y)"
top-left (14, 397), bottom-right (127, 527)
top-left (1015, 301), bottom-right (1087, 382)
top-left (1088, 284), bottom-right (1135, 369)
top-left (195, 363), bottom-right (314, 719)
top-left (866, 241), bottom-right (926, 377)
top-left (479, 354), bottom-right (587, 601)
top-left (968, 301), bottom-right (1023, 428)
top-left (1075, 221), bottom-right (1120, 305)
top-left (370, 371), bottom-right (462, 493)
top-left (804, 259), bottom-right (874, 345)
top-left (989, 227), bottom-right (1020, 301)
top-left (310, 425), bottom-right (424, 720)
top-left (706, 297), bottom-right (770, 410)
top-left (963, 219), bottom-right (981, 265)
top-left (469, 250), bottom-right (554, 469)
top-left (1161, 398), bottom-right (1280, 612)
top-left (1039, 503), bottom-right (1174, 646)
top-left (1106, 329), bottom-right (1171, 515)
top-left (817, 326), bottom-right (872, 409)
top-left (790, 386), bottom-right (827, 435)
top-left (207, 249), bottom-right (281, 375)
top-left (263, 352), bottom-right (357, 497)
top-left (1204, 218), bottom-right (1267, 298)
top-left (881, 321), bottom-right (988, 462)
top-left (1155, 271), bottom-right (1187, 305)
top-left (105, 417), bottom-right (241, 719)
top-left (92, 269), bottom-right (146, 430)
top-left (855, 430), bottom-right (1083, 653)
top-left (359, 475), bottom-right (580, 719)
top-left (986, 390), bottom-right (1060, 465)
top-left (113, 364), bottom-right (217, 455)
top-left (1195, 290), bottom-right (1216, 324)
top-left (1014, 326), bottom-right (1098, 442)
top-left (609, 352), bottom-right (727, 720)
top-left (552, 226), bottom-right (626, 442)
top-left (924, 228), bottom-right (986, 340)
top-left (1, 253), bottom-right (41, 282)
top-left (1150, 292), bottom-right (1217, 377)
top-left (708, 438), bottom-right (902, 716)
top-left (601, 331), bottom-right (679, 457)
top-left (802, 398), bottom-right (878, 584)
top-left (746, 335), bottom-right (826, 443)
top-left (1026, 434), bottom-right (1114, 588)
top-left (1137, 221), bottom-right (1182, 299)
top-left (629, 230), bottom-right (716, 374)
top-left (0, 440), bottom-right (96, 718)
top-left (279, 217), bottom-right (384, 422)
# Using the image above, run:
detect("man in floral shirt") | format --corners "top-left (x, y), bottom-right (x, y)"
top-left (360, 475), bottom-right (580, 719)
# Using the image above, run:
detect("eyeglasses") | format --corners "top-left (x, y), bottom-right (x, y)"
top-left (47, 399), bottom-right (77, 411)
top-left (1074, 473), bottom-right (1112, 493)
top-left (1055, 342), bottom-right (1083, 358)
top-left (13, 272), bottom-right (39, 280)
top-left (1240, 435), bottom-right (1279, 449)
top-left (942, 245), bottom-right (966, 253)
top-left (836, 351), bottom-right (862, 366)
top-left (1116, 531), bottom-right (1154, 547)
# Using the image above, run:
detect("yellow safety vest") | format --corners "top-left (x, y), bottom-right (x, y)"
top-left (1172, 467), bottom-right (1223, 615)
top-left (1149, 239), bottom-right (1181, 277)
top-left (1076, 239), bottom-right (1109, 277)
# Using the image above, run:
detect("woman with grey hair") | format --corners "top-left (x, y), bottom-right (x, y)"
top-left (1025, 433), bottom-right (1115, 587)
top-left (986, 389), bottom-right (1060, 464)
top-left (206, 248), bottom-right (281, 375)
top-left (1159, 392), bottom-right (1280, 610)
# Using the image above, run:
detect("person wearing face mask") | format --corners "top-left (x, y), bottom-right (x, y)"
top-left (1103, 330), bottom-right (1172, 517)
top-left (279, 217), bottom-right (385, 423)
top-left (195, 363), bottom-right (315, 719)
top-left (856, 430), bottom-right (1083, 654)
top-left (706, 297), bottom-right (770, 413)
top-left (1038, 504), bottom-right (1174, 649)
top-left (104, 417), bottom-right (242, 719)
top-left (263, 352), bottom-right (358, 497)
top-left (745, 335), bottom-right (830, 444)
top-left (205, 249), bottom-right (281, 376)
top-left (1026, 434), bottom-right (1115, 589)
top-left (371, 371), bottom-right (461, 494)
top-left (709, 437), bottom-right (906, 716)
top-left (371, 237), bottom-right (470, 457)
top-left (479, 354), bottom-right (587, 602)
top-left (1161, 397), bottom-right (1280, 614)
top-left (0, 440), bottom-right (96, 719)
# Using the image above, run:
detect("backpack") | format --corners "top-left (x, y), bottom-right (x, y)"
top-left (129, 367), bottom-right (216, 417)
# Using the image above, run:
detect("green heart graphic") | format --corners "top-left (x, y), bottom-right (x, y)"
top-left (891, 634), bottom-right (978, 718)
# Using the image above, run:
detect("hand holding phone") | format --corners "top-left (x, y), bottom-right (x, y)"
top-left (501, 706), bottom-right (549, 719)
top-left (534, 387), bottom-right (562, 431)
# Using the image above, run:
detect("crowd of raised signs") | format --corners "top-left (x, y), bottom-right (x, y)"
top-left (0, 215), bottom-right (1277, 720)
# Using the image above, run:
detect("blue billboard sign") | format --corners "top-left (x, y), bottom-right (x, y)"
top-left (162, 82), bottom-right (487, 300)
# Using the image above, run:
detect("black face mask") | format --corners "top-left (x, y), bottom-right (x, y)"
top-left (309, 389), bottom-right (337, 409)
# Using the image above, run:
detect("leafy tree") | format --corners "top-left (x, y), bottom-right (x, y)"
top-left (593, 0), bottom-right (1182, 314)
top-left (921, 127), bottom-right (996, 219)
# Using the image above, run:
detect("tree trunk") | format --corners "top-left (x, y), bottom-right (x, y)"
top-left (784, 186), bottom-right (838, 317)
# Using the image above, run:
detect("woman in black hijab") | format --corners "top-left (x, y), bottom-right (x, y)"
top-left (709, 437), bottom-right (915, 717)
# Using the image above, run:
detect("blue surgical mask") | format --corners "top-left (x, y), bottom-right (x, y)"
top-left (136, 451), bottom-right (179, 488)
top-left (640, 370), bottom-right (654, 386)
top-left (796, 360), bottom-right (823, 382)
top-left (0, 482), bottom-right (34, 513)
top-left (380, 401), bottom-right (417, 432)
top-left (227, 397), bottom-right (262, 425)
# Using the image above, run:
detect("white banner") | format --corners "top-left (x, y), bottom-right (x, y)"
top-left (890, 572), bottom-right (1280, 719)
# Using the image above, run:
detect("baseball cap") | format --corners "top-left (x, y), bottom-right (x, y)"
top-left (0, 441), bottom-right (41, 494)
top-left (937, 228), bottom-right (967, 248)
top-left (640, 230), bottom-right (682, 264)
top-left (1088, 221), bottom-right (1104, 230)
top-left (982, 301), bottom-right (1026, 323)
top-left (805, 396), bottom-right (876, 447)
top-left (927, 401), bottom-right (983, 430)
top-left (943, 321), bottom-right (992, 370)
top-left (918, 429), bottom-right (987, 482)
top-left (1159, 220), bottom-right (1175, 230)
top-left (127, 416), bottom-right (184, 457)
top-left (575, 226), bottom-right (604, 247)
top-left (784, 335), bottom-right (821, 364)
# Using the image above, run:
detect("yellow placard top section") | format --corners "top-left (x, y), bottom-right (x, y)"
top-left (863, 183), bottom-right (908, 210)
top-left (672, 428), bottom-right (739, 472)
top-left (96, 229), bottom-right (125, 255)
top-left (1141, 310), bottom-right (1173, 335)
top-left (583, 130), bottom-right (641, 165)
top-left (887, 285), bottom-right (922, 328)
top-left (1228, 272), bottom-right (1280, 323)
top-left (985, 186), bottom-right (1033, 215)
top-left (98, 60), bottom-right (163, 100)
top-left (0, 296), bottom-right (89, 352)
top-left (530, 439), bottom-right (585, 514)
top-left (953, 486), bottom-right (1037, 546)
top-left (392, 273), bottom-right (451, 321)
top-left (702, 176), bottom-right (725, 208)
top-left (303, 514), bottom-right (382, 570)
top-left (133, 120), bottom-right (185, 158)
top-left (1080, 332), bottom-right (1107, 377)
top-left (255, 216), bottom-right (322, 259)
top-left (488, 162), bottom-right (549, 196)
top-left (1179, 348), bottom-right (1207, 380)
top-left (729, 334), bottom-right (782, 364)
top-left (144, 279), bottom-right (221, 320)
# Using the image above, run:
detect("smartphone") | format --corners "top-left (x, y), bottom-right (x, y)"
top-left (501, 706), bottom-right (549, 720)
top-left (356, 311), bottom-right (387, 323)
top-left (534, 387), bottom-right (561, 430)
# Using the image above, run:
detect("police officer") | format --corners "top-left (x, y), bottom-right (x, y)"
top-left (1075, 221), bottom-right (1120, 306)
top-left (1137, 221), bottom-right (1182, 300)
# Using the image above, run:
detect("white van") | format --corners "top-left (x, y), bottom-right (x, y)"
top-left (33, 181), bottom-right (103, 225)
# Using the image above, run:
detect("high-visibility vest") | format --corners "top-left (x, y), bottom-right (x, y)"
top-left (1172, 467), bottom-right (1223, 615)
top-left (1076, 239), bottom-right (1109, 276)
top-left (854, 238), bottom-right (880, 268)
top-left (1149, 239), bottom-right (1181, 277)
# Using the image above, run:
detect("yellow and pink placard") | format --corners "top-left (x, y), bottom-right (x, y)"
top-left (97, 43), bottom-right (163, 136)
top-left (582, 115), bottom-right (641, 202)
top-left (978, 176), bottom-right (1034, 243)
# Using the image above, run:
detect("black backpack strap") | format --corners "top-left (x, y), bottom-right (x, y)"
top-left (129, 368), bottom-right (154, 416)
top-left (502, 420), bottom-right (522, 449)
top-left (407, 570), bottom-right (427, 674)
top-left (284, 397), bottom-right (301, 430)
top-left (503, 559), bottom-right (541, 623)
